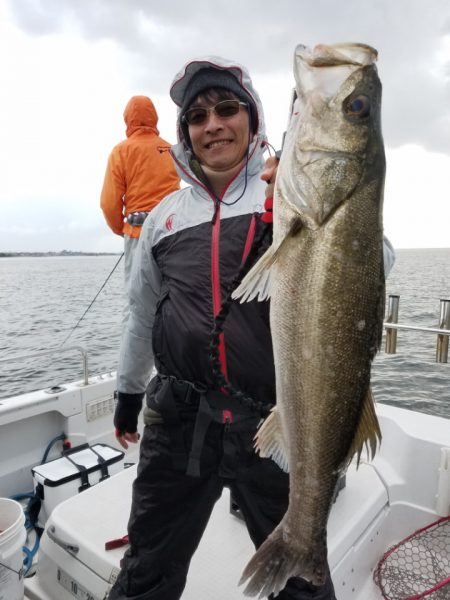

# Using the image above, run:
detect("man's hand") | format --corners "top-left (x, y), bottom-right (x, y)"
top-left (260, 155), bottom-right (280, 199)
top-left (260, 155), bottom-right (280, 223)
top-left (115, 429), bottom-right (140, 450)
top-left (113, 392), bottom-right (144, 449)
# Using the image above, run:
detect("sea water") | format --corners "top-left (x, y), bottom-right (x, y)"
top-left (0, 250), bottom-right (449, 418)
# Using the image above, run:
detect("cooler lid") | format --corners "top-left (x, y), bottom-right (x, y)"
top-left (32, 444), bottom-right (124, 486)
top-left (44, 464), bottom-right (136, 583)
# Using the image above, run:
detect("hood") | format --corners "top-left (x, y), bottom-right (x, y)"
top-left (169, 56), bottom-right (268, 183)
top-left (124, 96), bottom-right (159, 138)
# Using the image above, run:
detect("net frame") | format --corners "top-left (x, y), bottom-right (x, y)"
top-left (374, 515), bottom-right (450, 600)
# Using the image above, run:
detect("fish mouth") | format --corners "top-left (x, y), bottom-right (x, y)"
top-left (294, 43), bottom-right (378, 99)
top-left (295, 43), bottom-right (378, 68)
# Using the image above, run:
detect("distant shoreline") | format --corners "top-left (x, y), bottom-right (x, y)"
top-left (1, 248), bottom-right (449, 258)
top-left (0, 251), bottom-right (121, 257)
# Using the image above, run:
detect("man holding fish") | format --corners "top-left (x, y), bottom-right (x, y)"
top-left (109, 44), bottom-right (394, 600)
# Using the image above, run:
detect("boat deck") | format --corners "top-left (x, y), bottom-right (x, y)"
top-left (11, 383), bottom-right (449, 600)
top-left (25, 460), bottom-right (389, 600)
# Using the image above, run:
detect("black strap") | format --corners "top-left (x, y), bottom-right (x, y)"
top-left (186, 394), bottom-right (213, 477)
top-left (64, 454), bottom-right (90, 492)
top-left (90, 446), bottom-right (110, 481)
top-left (150, 377), bottom-right (188, 471)
top-left (148, 376), bottom-right (263, 478)
top-left (220, 429), bottom-right (239, 479)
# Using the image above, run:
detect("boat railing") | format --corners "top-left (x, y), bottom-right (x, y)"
top-left (0, 346), bottom-right (89, 386)
top-left (384, 296), bottom-right (450, 362)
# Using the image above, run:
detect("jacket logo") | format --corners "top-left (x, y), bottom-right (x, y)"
top-left (165, 213), bottom-right (176, 231)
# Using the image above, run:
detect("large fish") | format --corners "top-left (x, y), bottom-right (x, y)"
top-left (233, 43), bottom-right (386, 597)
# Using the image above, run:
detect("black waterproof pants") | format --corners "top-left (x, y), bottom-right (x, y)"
top-left (108, 415), bottom-right (336, 600)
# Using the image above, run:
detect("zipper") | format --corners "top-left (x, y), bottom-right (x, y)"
top-left (211, 200), bottom-right (228, 380)
top-left (169, 147), bottom-right (259, 384)
top-left (223, 409), bottom-right (233, 432)
top-left (241, 213), bottom-right (257, 265)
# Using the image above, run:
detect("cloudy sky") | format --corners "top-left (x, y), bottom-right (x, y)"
top-left (1, 0), bottom-right (449, 252)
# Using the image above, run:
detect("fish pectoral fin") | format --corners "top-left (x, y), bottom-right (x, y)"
top-left (346, 386), bottom-right (382, 468)
top-left (254, 407), bottom-right (289, 472)
top-left (232, 244), bottom-right (276, 303)
top-left (232, 218), bottom-right (302, 303)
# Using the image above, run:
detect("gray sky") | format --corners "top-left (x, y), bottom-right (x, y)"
top-left (1, 0), bottom-right (449, 252)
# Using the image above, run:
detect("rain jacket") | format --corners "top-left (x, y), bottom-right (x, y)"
top-left (117, 57), bottom-right (275, 409)
top-left (100, 96), bottom-right (180, 238)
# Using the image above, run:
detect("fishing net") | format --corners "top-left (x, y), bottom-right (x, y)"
top-left (374, 516), bottom-right (450, 599)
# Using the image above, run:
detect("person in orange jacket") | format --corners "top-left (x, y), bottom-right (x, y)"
top-left (100, 95), bottom-right (180, 317)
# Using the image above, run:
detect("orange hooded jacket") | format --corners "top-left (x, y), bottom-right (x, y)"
top-left (100, 96), bottom-right (180, 238)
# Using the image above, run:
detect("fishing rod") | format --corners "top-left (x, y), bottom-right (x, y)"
top-left (58, 252), bottom-right (124, 349)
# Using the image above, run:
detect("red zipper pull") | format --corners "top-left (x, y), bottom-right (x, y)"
top-left (223, 410), bottom-right (233, 431)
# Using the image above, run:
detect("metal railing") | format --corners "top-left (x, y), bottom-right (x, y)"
top-left (384, 296), bottom-right (450, 363)
top-left (0, 346), bottom-right (89, 386)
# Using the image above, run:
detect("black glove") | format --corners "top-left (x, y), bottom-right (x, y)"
top-left (114, 392), bottom-right (144, 434)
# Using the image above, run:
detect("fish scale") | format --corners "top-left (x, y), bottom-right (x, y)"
top-left (233, 42), bottom-right (386, 598)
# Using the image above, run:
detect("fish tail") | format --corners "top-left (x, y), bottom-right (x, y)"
top-left (239, 525), bottom-right (327, 598)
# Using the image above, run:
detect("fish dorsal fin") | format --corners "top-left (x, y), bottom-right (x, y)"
top-left (232, 218), bottom-right (302, 303)
top-left (346, 386), bottom-right (382, 468)
top-left (254, 407), bottom-right (289, 473)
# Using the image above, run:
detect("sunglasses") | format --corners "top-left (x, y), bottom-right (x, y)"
top-left (182, 100), bottom-right (248, 126)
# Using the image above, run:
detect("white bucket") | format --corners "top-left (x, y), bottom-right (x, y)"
top-left (0, 498), bottom-right (26, 600)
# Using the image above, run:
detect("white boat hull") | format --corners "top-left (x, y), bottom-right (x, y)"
top-left (1, 375), bottom-right (448, 600)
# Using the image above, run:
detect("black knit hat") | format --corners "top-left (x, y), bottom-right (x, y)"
top-left (180, 68), bottom-right (258, 137)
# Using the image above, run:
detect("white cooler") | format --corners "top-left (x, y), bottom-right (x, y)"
top-left (24, 463), bottom-right (255, 600)
top-left (32, 443), bottom-right (125, 523)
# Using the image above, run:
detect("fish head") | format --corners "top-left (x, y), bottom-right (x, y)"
top-left (277, 43), bottom-right (384, 230)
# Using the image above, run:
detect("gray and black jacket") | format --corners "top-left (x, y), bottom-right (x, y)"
top-left (115, 57), bottom-right (275, 429)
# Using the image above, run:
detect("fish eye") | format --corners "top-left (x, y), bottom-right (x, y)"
top-left (344, 95), bottom-right (371, 118)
